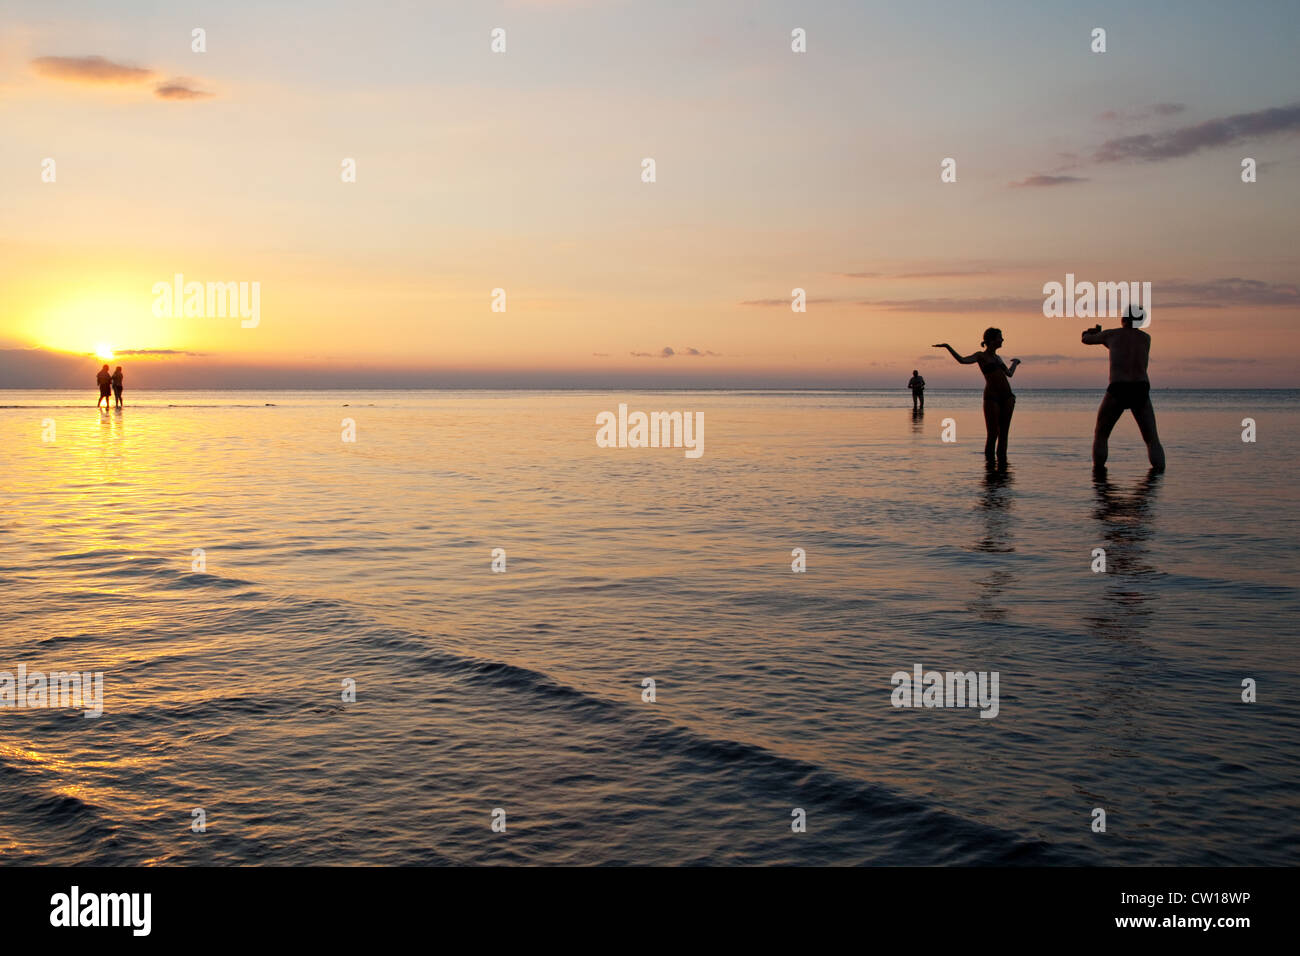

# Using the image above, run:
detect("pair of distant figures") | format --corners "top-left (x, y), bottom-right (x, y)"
top-left (925, 307), bottom-right (1165, 473)
top-left (96, 364), bottom-right (124, 409)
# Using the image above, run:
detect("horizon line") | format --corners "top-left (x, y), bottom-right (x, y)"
top-left (4, 385), bottom-right (1295, 392)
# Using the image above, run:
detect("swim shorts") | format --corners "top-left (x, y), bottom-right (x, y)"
top-left (1106, 381), bottom-right (1150, 410)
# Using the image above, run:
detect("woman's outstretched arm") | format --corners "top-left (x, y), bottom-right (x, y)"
top-left (1006, 358), bottom-right (1021, 377)
top-left (933, 343), bottom-right (978, 364)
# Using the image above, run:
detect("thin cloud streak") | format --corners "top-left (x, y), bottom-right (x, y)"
top-left (629, 346), bottom-right (721, 358)
top-left (831, 265), bottom-right (1026, 280)
top-left (1095, 102), bottom-right (1300, 163)
top-left (860, 279), bottom-right (1300, 314)
top-left (111, 348), bottom-right (207, 356)
top-left (860, 296), bottom-right (1042, 313)
top-left (1158, 277), bottom-right (1300, 307)
top-left (1096, 103), bottom-right (1186, 122)
top-left (30, 54), bottom-right (153, 84)
top-left (30, 55), bottom-right (214, 100)
top-left (1010, 174), bottom-right (1088, 188)
top-left (154, 80), bottom-right (214, 101)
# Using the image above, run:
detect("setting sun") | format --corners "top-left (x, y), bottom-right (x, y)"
top-left (95, 343), bottom-right (114, 361)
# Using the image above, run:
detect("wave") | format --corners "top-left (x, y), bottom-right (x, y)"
top-left (305, 602), bottom-right (1094, 865)
top-left (5, 560), bottom-right (1100, 865)
top-left (0, 745), bottom-right (155, 865)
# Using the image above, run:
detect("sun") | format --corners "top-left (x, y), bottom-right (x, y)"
top-left (94, 343), bottom-right (114, 361)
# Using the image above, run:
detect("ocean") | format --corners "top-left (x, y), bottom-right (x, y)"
top-left (1, 388), bottom-right (1297, 865)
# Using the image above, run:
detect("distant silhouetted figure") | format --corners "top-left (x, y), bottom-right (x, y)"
top-left (111, 366), bottom-right (124, 408)
top-left (1082, 306), bottom-right (1165, 472)
top-left (907, 370), bottom-right (926, 410)
top-left (96, 364), bottom-right (112, 410)
top-left (934, 328), bottom-right (1021, 469)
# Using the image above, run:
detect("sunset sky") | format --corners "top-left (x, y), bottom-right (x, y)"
top-left (2, 0), bottom-right (1298, 387)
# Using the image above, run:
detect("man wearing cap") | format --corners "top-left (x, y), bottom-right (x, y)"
top-left (1081, 306), bottom-right (1166, 472)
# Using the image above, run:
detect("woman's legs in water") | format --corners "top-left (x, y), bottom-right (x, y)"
top-left (983, 393), bottom-right (1014, 465)
top-left (997, 394), bottom-right (1015, 465)
top-left (982, 395), bottom-right (999, 461)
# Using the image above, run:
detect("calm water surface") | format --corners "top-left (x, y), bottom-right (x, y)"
top-left (1, 389), bottom-right (1297, 865)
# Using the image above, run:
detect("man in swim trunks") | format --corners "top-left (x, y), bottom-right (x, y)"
top-left (96, 364), bottom-right (112, 410)
top-left (1082, 306), bottom-right (1165, 472)
top-left (907, 370), bottom-right (925, 410)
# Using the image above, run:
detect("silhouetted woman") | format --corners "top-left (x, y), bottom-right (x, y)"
top-left (934, 329), bottom-right (1020, 468)
top-left (111, 366), bottom-right (124, 408)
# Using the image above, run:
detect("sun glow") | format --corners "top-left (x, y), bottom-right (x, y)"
top-left (25, 292), bottom-right (179, 358)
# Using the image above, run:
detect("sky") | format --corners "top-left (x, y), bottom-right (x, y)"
top-left (1, 0), bottom-right (1298, 388)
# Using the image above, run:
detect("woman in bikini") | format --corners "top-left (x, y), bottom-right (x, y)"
top-left (933, 329), bottom-right (1021, 468)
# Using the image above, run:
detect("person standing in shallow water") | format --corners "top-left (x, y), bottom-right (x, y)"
top-left (1082, 306), bottom-right (1165, 472)
top-left (95, 364), bottom-right (112, 410)
top-left (907, 369), bottom-right (925, 410)
top-left (111, 366), bottom-right (124, 408)
top-left (934, 329), bottom-right (1020, 469)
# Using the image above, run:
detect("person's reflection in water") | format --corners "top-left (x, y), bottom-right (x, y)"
top-left (910, 407), bottom-right (924, 434)
top-left (970, 466), bottom-right (1015, 622)
top-left (1077, 469), bottom-right (1164, 744)
top-left (1084, 468), bottom-right (1162, 640)
top-left (101, 404), bottom-right (125, 440)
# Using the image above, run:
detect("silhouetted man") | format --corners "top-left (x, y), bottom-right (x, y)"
top-left (1082, 306), bottom-right (1165, 472)
top-left (96, 364), bottom-right (112, 410)
top-left (907, 370), bottom-right (925, 410)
